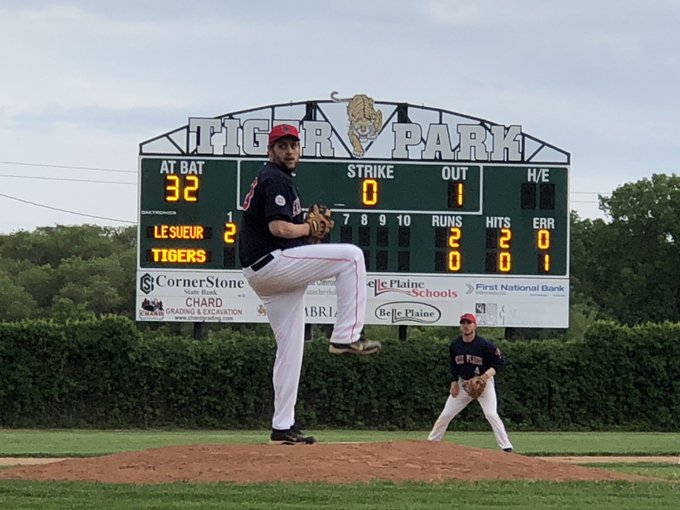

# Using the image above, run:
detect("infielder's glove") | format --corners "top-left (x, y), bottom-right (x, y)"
top-left (462, 376), bottom-right (486, 399)
top-left (305, 204), bottom-right (334, 243)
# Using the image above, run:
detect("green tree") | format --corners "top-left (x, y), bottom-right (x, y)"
top-left (571, 174), bottom-right (680, 324)
top-left (50, 297), bottom-right (96, 321)
top-left (0, 225), bottom-right (137, 320)
top-left (13, 264), bottom-right (58, 310)
top-left (0, 224), bottom-right (119, 267)
top-left (0, 269), bottom-right (37, 320)
top-left (53, 255), bottom-right (130, 316)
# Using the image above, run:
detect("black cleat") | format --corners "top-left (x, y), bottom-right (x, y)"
top-left (329, 332), bottom-right (381, 355)
top-left (269, 427), bottom-right (317, 445)
top-left (503, 448), bottom-right (513, 453)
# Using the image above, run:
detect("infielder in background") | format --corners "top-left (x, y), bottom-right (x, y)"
top-left (428, 313), bottom-right (513, 452)
top-left (239, 124), bottom-right (381, 445)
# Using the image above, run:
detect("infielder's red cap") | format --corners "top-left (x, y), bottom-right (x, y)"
top-left (459, 313), bottom-right (477, 324)
top-left (269, 124), bottom-right (300, 145)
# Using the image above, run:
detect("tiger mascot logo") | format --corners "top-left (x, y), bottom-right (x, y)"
top-left (331, 91), bottom-right (383, 157)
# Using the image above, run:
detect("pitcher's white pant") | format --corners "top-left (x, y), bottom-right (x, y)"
top-left (243, 244), bottom-right (366, 430)
top-left (427, 379), bottom-right (513, 450)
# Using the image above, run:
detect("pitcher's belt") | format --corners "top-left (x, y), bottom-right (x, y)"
top-left (250, 253), bottom-right (274, 272)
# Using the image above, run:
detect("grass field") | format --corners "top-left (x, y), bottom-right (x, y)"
top-left (0, 429), bottom-right (678, 509)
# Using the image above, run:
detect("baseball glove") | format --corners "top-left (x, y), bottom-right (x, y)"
top-left (462, 376), bottom-right (486, 399)
top-left (305, 204), bottom-right (334, 243)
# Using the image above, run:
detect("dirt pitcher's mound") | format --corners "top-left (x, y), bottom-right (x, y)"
top-left (0, 440), bottom-right (651, 484)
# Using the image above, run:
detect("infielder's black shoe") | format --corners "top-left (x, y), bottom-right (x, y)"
top-left (329, 335), bottom-right (381, 355)
top-left (503, 448), bottom-right (513, 453)
top-left (269, 427), bottom-right (317, 445)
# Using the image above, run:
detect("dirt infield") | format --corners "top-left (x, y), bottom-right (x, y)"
top-left (0, 441), bottom-right (660, 484)
top-left (546, 455), bottom-right (679, 464)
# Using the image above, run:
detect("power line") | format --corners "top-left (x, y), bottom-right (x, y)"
top-left (0, 161), bottom-right (611, 196)
top-left (0, 174), bottom-right (135, 185)
top-left (0, 172), bottom-right (613, 197)
top-left (0, 192), bottom-right (135, 224)
top-left (571, 191), bottom-right (611, 195)
top-left (0, 159), bottom-right (609, 212)
top-left (0, 160), bottom-right (135, 174)
top-left (0, 159), bottom-right (617, 196)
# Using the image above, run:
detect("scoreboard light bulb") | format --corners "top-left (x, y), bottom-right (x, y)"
top-left (224, 222), bottom-right (237, 244)
top-left (152, 225), bottom-right (206, 240)
top-left (499, 252), bottom-right (512, 272)
top-left (499, 228), bottom-right (512, 249)
top-left (448, 251), bottom-right (462, 271)
top-left (447, 180), bottom-right (466, 209)
top-left (542, 253), bottom-right (551, 272)
top-left (184, 175), bottom-right (199, 202)
top-left (164, 175), bottom-right (200, 202)
top-left (537, 229), bottom-right (551, 249)
top-left (448, 227), bottom-right (462, 248)
top-left (150, 248), bottom-right (208, 264)
top-left (165, 174), bottom-right (180, 202)
top-left (362, 179), bottom-right (379, 206)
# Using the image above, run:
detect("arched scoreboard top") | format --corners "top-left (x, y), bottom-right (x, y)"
top-left (136, 93), bottom-right (570, 328)
top-left (140, 94), bottom-right (569, 164)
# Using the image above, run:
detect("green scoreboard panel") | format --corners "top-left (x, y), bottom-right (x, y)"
top-left (138, 158), bottom-right (568, 278)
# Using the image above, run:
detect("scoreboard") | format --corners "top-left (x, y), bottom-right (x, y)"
top-left (139, 159), bottom-right (567, 276)
top-left (136, 96), bottom-right (570, 327)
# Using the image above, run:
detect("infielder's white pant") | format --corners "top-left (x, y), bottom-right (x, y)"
top-left (427, 379), bottom-right (513, 450)
top-left (243, 244), bottom-right (366, 430)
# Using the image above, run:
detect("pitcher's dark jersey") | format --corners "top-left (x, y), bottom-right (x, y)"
top-left (238, 162), bottom-right (305, 267)
top-left (449, 334), bottom-right (505, 382)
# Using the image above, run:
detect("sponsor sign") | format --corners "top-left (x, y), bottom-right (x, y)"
top-left (136, 270), bottom-right (568, 326)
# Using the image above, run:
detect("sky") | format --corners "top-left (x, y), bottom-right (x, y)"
top-left (0, 0), bottom-right (678, 234)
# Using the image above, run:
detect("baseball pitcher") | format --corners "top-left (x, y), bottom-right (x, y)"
top-left (239, 124), bottom-right (381, 445)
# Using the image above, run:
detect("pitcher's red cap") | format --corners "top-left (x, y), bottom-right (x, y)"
top-left (459, 313), bottom-right (477, 324)
top-left (269, 124), bottom-right (300, 145)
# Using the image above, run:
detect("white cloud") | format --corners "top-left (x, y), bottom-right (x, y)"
top-left (0, 0), bottom-right (679, 231)
top-left (0, 3), bottom-right (271, 116)
top-left (424, 0), bottom-right (557, 26)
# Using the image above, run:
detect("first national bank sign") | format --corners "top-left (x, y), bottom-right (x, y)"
top-left (187, 116), bottom-right (522, 161)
